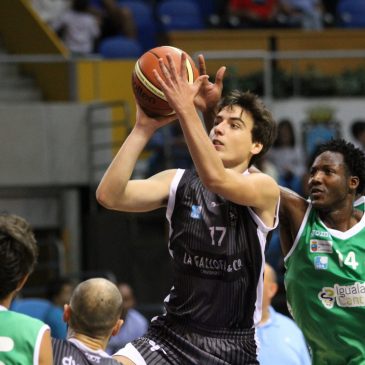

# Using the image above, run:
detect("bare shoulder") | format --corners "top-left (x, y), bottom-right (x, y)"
top-left (113, 355), bottom-right (135, 365)
top-left (279, 186), bottom-right (309, 241)
top-left (247, 171), bottom-right (280, 202)
top-left (279, 187), bottom-right (309, 255)
top-left (147, 168), bottom-right (178, 182)
top-left (243, 172), bottom-right (279, 227)
top-left (280, 186), bottom-right (308, 217)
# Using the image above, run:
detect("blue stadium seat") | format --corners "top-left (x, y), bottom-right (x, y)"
top-left (98, 36), bottom-right (143, 59)
top-left (337, 0), bottom-right (365, 28)
top-left (156, 0), bottom-right (204, 31)
top-left (117, 0), bottom-right (158, 52)
top-left (194, 0), bottom-right (224, 26)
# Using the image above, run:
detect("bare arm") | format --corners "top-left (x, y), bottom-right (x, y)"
top-left (38, 329), bottom-right (53, 365)
top-left (250, 165), bottom-right (309, 254)
top-left (154, 54), bottom-right (279, 226)
top-left (113, 355), bottom-right (135, 365)
top-left (96, 105), bottom-right (177, 212)
top-left (279, 187), bottom-right (308, 255)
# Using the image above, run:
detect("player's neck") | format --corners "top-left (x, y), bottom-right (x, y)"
top-left (71, 333), bottom-right (107, 352)
top-left (1, 296), bottom-right (13, 309)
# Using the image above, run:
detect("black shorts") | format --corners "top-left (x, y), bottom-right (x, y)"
top-left (115, 316), bottom-right (258, 365)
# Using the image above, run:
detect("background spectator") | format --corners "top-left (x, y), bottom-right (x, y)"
top-left (30, 0), bottom-right (70, 25)
top-left (52, 0), bottom-right (100, 56)
top-left (267, 118), bottom-right (305, 194)
top-left (227, 0), bottom-right (282, 28)
top-left (106, 282), bottom-right (148, 355)
top-left (88, 0), bottom-right (136, 42)
top-left (257, 263), bottom-right (311, 365)
top-left (351, 119), bottom-right (365, 150)
top-left (45, 277), bottom-right (74, 339)
top-left (279, 0), bottom-right (323, 29)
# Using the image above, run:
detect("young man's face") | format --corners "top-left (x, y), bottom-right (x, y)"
top-left (209, 105), bottom-right (262, 169)
top-left (308, 151), bottom-right (351, 209)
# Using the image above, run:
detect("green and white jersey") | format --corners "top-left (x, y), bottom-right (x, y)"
top-left (0, 306), bottom-right (49, 365)
top-left (284, 204), bottom-right (365, 365)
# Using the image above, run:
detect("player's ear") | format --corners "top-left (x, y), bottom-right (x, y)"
top-left (349, 176), bottom-right (359, 191)
top-left (63, 304), bottom-right (71, 323)
top-left (269, 282), bottom-right (278, 299)
top-left (251, 142), bottom-right (263, 156)
top-left (111, 319), bottom-right (124, 336)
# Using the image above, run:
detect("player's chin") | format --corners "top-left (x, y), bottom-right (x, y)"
top-left (311, 198), bottom-right (327, 210)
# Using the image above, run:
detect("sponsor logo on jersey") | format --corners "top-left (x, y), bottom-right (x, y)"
top-left (84, 353), bottom-right (102, 363)
top-left (318, 282), bottom-right (365, 309)
top-left (310, 239), bottom-right (333, 253)
top-left (310, 230), bottom-right (331, 239)
top-left (190, 205), bottom-right (202, 219)
top-left (183, 252), bottom-right (243, 275)
top-left (318, 287), bottom-right (336, 309)
top-left (314, 256), bottom-right (328, 270)
top-left (149, 340), bottom-right (167, 355)
top-left (210, 201), bottom-right (224, 207)
top-left (61, 356), bottom-right (81, 365)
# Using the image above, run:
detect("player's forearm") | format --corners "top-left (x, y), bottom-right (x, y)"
top-left (96, 127), bottom-right (152, 209)
top-left (178, 107), bottom-right (226, 189)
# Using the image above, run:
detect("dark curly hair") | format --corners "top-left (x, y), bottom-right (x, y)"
top-left (0, 214), bottom-right (38, 300)
top-left (217, 90), bottom-right (277, 166)
top-left (314, 139), bottom-right (365, 195)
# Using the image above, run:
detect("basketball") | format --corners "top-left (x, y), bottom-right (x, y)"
top-left (132, 46), bottom-right (199, 117)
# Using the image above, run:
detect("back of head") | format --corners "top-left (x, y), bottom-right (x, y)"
top-left (262, 263), bottom-right (278, 311)
top-left (0, 214), bottom-right (38, 301)
top-left (217, 90), bottom-right (277, 166)
top-left (315, 139), bottom-right (365, 195)
top-left (69, 278), bottom-right (123, 338)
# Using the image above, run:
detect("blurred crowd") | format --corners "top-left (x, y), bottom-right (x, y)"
top-left (27, 0), bottom-right (360, 56)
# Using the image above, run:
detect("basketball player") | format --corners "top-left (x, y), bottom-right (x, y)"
top-left (0, 214), bottom-right (53, 365)
top-left (52, 278), bottom-right (124, 365)
top-left (280, 139), bottom-right (365, 364)
top-left (96, 53), bottom-right (279, 364)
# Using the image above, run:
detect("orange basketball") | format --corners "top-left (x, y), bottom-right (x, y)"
top-left (132, 46), bottom-right (199, 117)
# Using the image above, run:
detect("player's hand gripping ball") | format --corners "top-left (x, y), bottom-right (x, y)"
top-left (132, 46), bottom-right (199, 117)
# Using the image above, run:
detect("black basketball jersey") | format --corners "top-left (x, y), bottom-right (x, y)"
top-left (52, 338), bottom-right (120, 365)
top-left (164, 169), bottom-right (273, 331)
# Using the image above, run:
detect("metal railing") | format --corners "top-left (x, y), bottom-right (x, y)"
top-left (1, 49), bottom-right (365, 101)
top-left (193, 49), bottom-right (365, 101)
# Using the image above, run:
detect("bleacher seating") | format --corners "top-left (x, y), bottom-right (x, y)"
top-left (98, 35), bottom-right (143, 59)
top-left (118, 0), bottom-right (158, 52)
top-left (156, 0), bottom-right (204, 32)
top-left (337, 0), bottom-right (365, 28)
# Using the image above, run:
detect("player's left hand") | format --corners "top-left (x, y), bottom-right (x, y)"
top-left (194, 54), bottom-right (226, 113)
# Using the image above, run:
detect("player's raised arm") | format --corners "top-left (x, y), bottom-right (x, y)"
top-left (154, 53), bottom-right (279, 227)
top-left (96, 104), bottom-right (177, 212)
